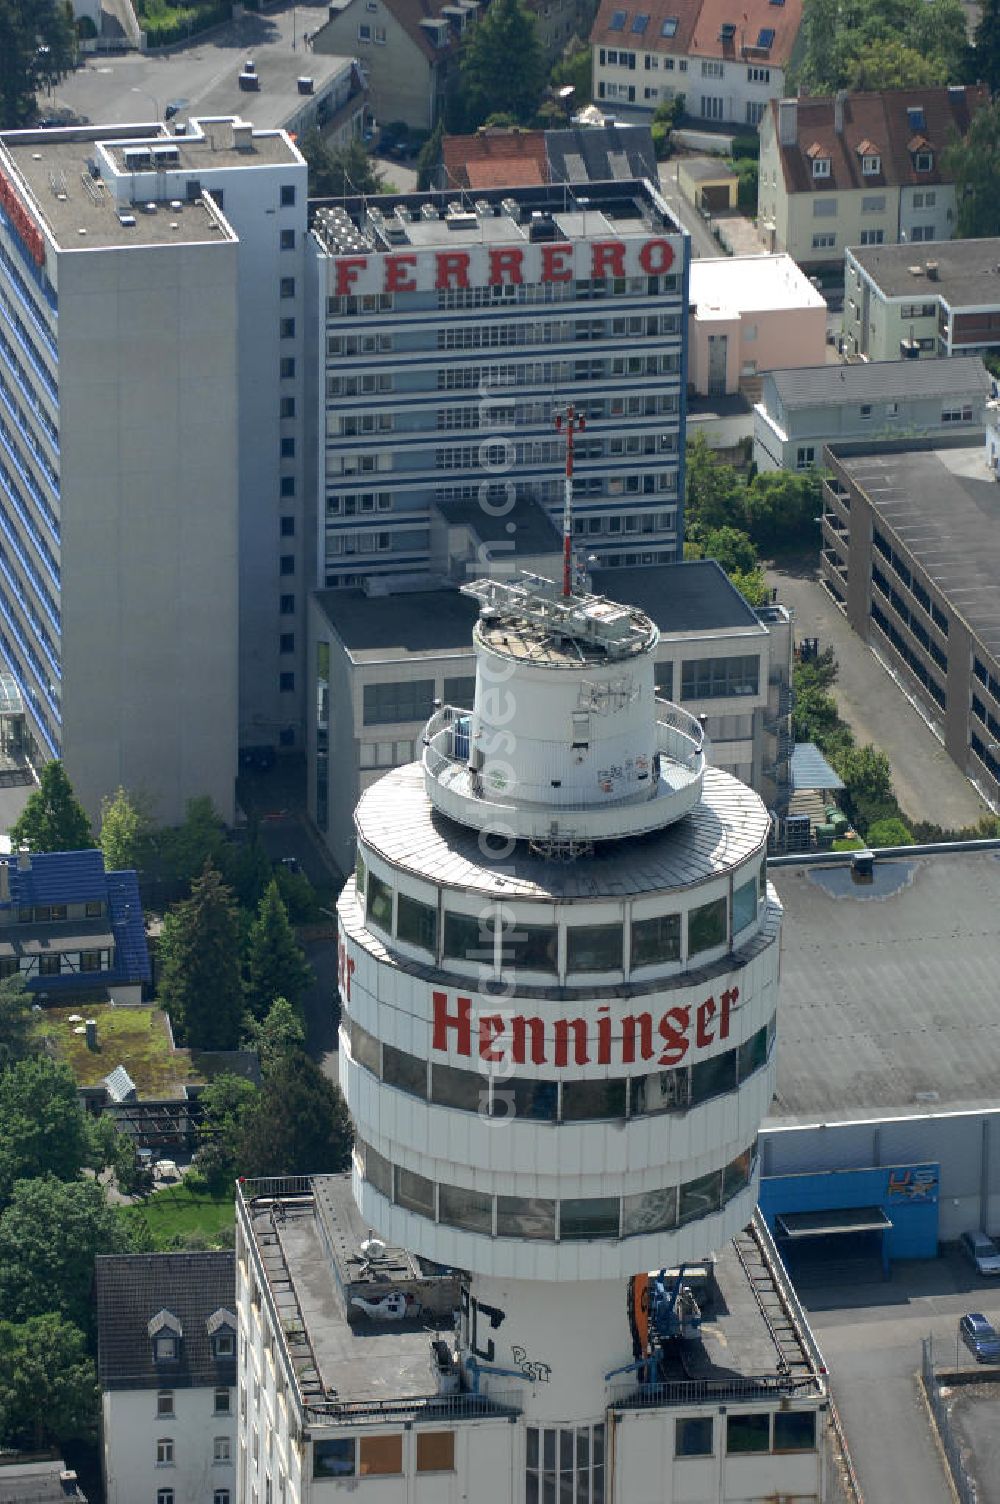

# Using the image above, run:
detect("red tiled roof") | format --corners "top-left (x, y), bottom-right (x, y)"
top-left (590, 0), bottom-right (801, 66)
top-left (769, 85), bottom-right (987, 195)
top-left (442, 130), bottom-right (549, 189)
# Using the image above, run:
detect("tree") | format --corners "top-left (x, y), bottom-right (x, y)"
top-left (867, 816), bottom-right (915, 847)
top-left (244, 879), bottom-right (312, 1022)
top-left (88, 1114), bottom-right (147, 1197)
top-left (196, 1072), bottom-right (259, 1193)
top-left (457, 0), bottom-right (545, 129)
top-left (975, 0), bottom-right (1000, 94)
top-left (0, 0), bottom-right (78, 130)
top-left (158, 863), bottom-right (244, 1049)
top-left (0, 1057), bottom-right (90, 1203)
top-left (156, 794), bottom-right (227, 889)
top-left (99, 785), bottom-right (153, 873)
top-left (0, 1175), bottom-right (134, 1333)
top-left (9, 760), bottom-right (92, 853)
top-left (416, 119), bottom-right (443, 191)
top-left (0, 1313), bottom-right (96, 1451)
top-left (846, 38), bottom-right (947, 90)
top-left (240, 1050), bottom-right (353, 1178)
top-left (797, 0), bottom-right (968, 92)
top-left (684, 431), bottom-right (745, 532)
top-left (218, 836), bottom-right (273, 912)
top-left (243, 996), bottom-right (306, 1074)
top-left (300, 130), bottom-right (385, 197)
top-left (0, 973), bottom-right (37, 1073)
top-left (698, 525), bottom-right (760, 576)
top-left (550, 40), bottom-right (593, 111)
top-left (945, 97), bottom-right (1000, 238)
top-left (745, 469), bottom-right (822, 551)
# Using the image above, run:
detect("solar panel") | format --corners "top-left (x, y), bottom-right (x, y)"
top-left (661, 14), bottom-right (678, 34)
top-left (631, 11), bottom-right (649, 30)
top-left (757, 25), bottom-right (775, 46)
top-left (609, 8), bottom-right (627, 28)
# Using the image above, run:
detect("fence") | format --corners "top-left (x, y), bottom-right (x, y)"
top-left (921, 1337), bottom-right (977, 1504)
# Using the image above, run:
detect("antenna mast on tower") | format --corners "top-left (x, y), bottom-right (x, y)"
top-left (554, 403), bottom-right (585, 598)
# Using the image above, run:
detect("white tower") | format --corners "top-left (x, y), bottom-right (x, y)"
top-left (338, 573), bottom-right (780, 1427)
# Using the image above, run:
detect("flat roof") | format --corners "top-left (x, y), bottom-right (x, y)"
top-left (767, 356), bottom-right (991, 411)
top-left (436, 493), bottom-right (560, 553)
top-left (591, 560), bottom-right (766, 636)
top-left (690, 254), bottom-right (826, 316)
top-left (769, 849), bottom-right (1000, 1124)
top-left (849, 238), bottom-right (1000, 306)
top-left (680, 155), bottom-right (739, 183)
top-left (0, 130), bottom-right (230, 249)
top-left (830, 442), bottom-right (1000, 658)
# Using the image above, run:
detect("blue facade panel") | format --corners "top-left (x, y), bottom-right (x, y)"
top-left (759, 1163), bottom-right (940, 1261)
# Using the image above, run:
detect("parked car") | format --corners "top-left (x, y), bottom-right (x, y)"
top-left (959, 1313), bottom-right (1000, 1363)
top-left (960, 1230), bottom-right (1000, 1276)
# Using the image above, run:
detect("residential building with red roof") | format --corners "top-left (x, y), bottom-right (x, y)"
top-left (757, 85), bottom-right (986, 270)
top-left (589, 0), bottom-right (802, 126)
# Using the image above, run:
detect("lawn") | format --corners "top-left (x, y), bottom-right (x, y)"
top-left (120, 1180), bottom-right (235, 1250)
top-left (36, 1004), bottom-right (204, 1096)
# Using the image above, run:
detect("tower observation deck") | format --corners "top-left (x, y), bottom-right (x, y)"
top-left (338, 572), bottom-right (783, 1425)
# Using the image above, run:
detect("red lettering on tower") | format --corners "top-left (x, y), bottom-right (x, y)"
top-left (337, 937), bottom-right (355, 1003)
top-left (719, 987), bottom-right (738, 1039)
top-left (479, 1013), bottom-right (506, 1062)
top-left (591, 241), bottom-right (626, 279)
top-left (432, 990), bottom-right (473, 1055)
top-left (385, 253), bottom-right (418, 292)
top-left (596, 1005), bottom-right (612, 1066)
top-left (658, 1006), bottom-right (690, 1066)
top-left (622, 1013), bottom-right (655, 1064)
top-left (488, 247), bottom-right (525, 286)
top-left (696, 995), bottom-right (717, 1049)
top-left (435, 250), bottom-right (471, 289)
top-left (512, 1015), bottom-right (546, 1066)
top-left (639, 238), bottom-right (675, 275)
top-left (540, 242), bottom-right (574, 282)
top-left (553, 1018), bottom-right (590, 1067)
top-left (334, 256), bottom-right (368, 295)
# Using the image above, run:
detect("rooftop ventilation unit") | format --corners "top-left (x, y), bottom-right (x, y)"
top-left (118, 213), bottom-right (137, 227)
top-left (232, 122), bottom-right (254, 151)
top-left (122, 148), bottom-right (150, 171)
top-left (501, 196), bottom-right (521, 223)
top-left (151, 144), bottom-right (180, 167)
top-left (297, 76), bottom-right (314, 94)
top-left (421, 203), bottom-right (438, 220)
top-left (474, 198), bottom-right (492, 217)
top-left (446, 208), bottom-right (478, 230)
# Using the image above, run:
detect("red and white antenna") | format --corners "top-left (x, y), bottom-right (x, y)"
top-left (554, 403), bottom-right (585, 599)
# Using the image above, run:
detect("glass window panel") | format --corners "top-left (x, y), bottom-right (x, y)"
top-left (561, 1078), bottom-right (627, 1121)
top-left (688, 896), bottom-right (727, 955)
top-left (394, 1165), bottom-right (435, 1217)
top-left (432, 1061), bottom-right (489, 1113)
top-left (444, 910), bottom-right (494, 965)
top-left (443, 675), bottom-right (476, 706)
top-left (675, 1416), bottom-right (714, 1457)
top-left (592, 1424), bottom-right (604, 1467)
top-left (622, 1185), bottom-right (677, 1236)
top-left (366, 872), bottom-right (392, 931)
top-left (560, 1197), bottom-right (620, 1240)
top-left (397, 892), bottom-right (437, 954)
top-left (560, 1430), bottom-right (574, 1470)
top-left (497, 1195), bottom-right (556, 1239)
top-left (723, 1147), bottom-right (753, 1203)
top-left (493, 1076), bottom-right (559, 1123)
top-left (382, 1044), bottom-right (426, 1099)
top-left (726, 1413), bottom-right (770, 1454)
top-left (527, 1427), bottom-right (539, 1469)
top-left (576, 1428), bottom-right (589, 1469)
top-left (773, 1410), bottom-right (817, 1452)
top-left (679, 1169), bottom-right (722, 1226)
top-left (349, 1019), bottom-right (380, 1075)
top-left (654, 661), bottom-right (673, 699)
top-left (543, 1430), bottom-right (557, 1470)
top-left (631, 1067), bottom-right (690, 1116)
top-left (498, 918), bottom-right (558, 973)
top-left (737, 1026), bottom-right (768, 1082)
top-left (359, 1434), bottom-right (403, 1475)
top-left (631, 913), bottom-right (680, 968)
top-left (759, 859), bottom-right (767, 899)
top-left (527, 1477), bottom-right (539, 1504)
top-left (314, 1439), bottom-right (355, 1478)
top-left (363, 678), bottom-right (435, 725)
top-left (733, 878), bottom-right (757, 934)
top-left (363, 1143), bottom-right (392, 1199)
top-left (416, 1431), bottom-right (456, 1471)
top-left (691, 1049), bottom-right (737, 1105)
top-left (439, 1182), bottom-right (493, 1234)
top-left (566, 924), bottom-right (622, 972)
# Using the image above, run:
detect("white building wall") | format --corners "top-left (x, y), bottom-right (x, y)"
top-left (593, 48), bottom-right (785, 126)
top-left (102, 1383), bottom-right (236, 1504)
top-left (898, 184), bottom-right (957, 249)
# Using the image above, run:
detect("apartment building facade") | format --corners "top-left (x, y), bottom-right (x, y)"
top-left (844, 237), bottom-right (1000, 362)
top-left (758, 86), bottom-right (986, 271)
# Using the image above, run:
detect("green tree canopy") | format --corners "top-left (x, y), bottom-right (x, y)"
top-left (944, 97), bottom-right (1000, 238)
top-left (415, 119), bottom-right (444, 191)
top-left (240, 1049), bottom-right (353, 1179)
top-left (156, 794), bottom-right (227, 889)
top-left (550, 40), bottom-right (593, 110)
top-left (456, 0), bottom-right (545, 129)
top-left (158, 862), bottom-right (244, 1049)
top-left (300, 131), bottom-right (386, 197)
top-left (243, 995), bottom-right (306, 1074)
top-left (0, 973), bottom-right (37, 1074)
top-left (0, 1175), bottom-right (134, 1333)
top-left (99, 785), bottom-right (153, 873)
top-left (9, 761), bottom-right (92, 853)
top-left (866, 816), bottom-right (915, 847)
top-left (745, 469), bottom-right (822, 551)
top-left (0, 0), bottom-right (78, 129)
top-left (244, 879), bottom-right (312, 1023)
top-left (0, 1313), bottom-right (96, 1452)
top-left (845, 38), bottom-right (948, 90)
top-left (0, 1056), bottom-right (90, 1202)
top-left (684, 431), bottom-right (745, 532)
top-left (798, 0), bottom-right (968, 91)
top-left (975, 0), bottom-right (1000, 93)
top-left (196, 1071), bottom-right (259, 1193)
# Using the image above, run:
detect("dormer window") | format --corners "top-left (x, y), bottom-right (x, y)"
top-left (915, 151), bottom-right (933, 172)
top-left (149, 1309), bottom-right (182, 1363)
top-left (155, 1334), bottom-right (178, 1361)
top-left (808, 150), bottom-right (831, 178)
top-left (857, 140), bottom-right (880, 175)
top-left (207, 1307), bottom-right (237, 1360)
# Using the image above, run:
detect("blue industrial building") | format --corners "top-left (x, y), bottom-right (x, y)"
top-left (759, 1164), bottom-right (941, 1277)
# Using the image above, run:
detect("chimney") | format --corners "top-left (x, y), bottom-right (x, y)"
top-left (85, 1018), bottom-right (98, 1050)
top-left (17, 847), bottom-right (30, 872)
top-left (834, 89), bottom-right (847, 134)
top-left (778, 98), bottom-right (798, 147)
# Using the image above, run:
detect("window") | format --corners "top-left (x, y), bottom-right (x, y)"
top-left (679, 1168), bottom-right (722, 1224)
top-left (157, 1391), bottom-right (174, 1417)
top-left (861, 194), bottom-right (885, 212)
top-left (37, 953), bottom-right (60, 976)
top-left (497, 1194), bottom-right (556, 1238)
top-left (157, 1492), bottom-right (174, 1504)
top-left (280, 229), bottom-right (295, 250)
top-left (774, 1409), bottom-right (817, 1450)
top-left (813, 198), bottom-right (837, 218)
top-left (394, 1166), bottom-right (435, 1218)
top-left (747, 65), bottom-right (770, 81)
top-left (942, 404), bottom-right (974, 424)
top-left (280, 632), bottom-right (295, 654)
top-left (560, 1197), bottom-right (620, 1239)
top-left (861, 154), bottom-right (881, 175)
top-left (499, 919), bottom-right (558, 973)
top-left (358, 20), bottom-right (371, 37)
top-left (631, 913), bottom-right (680, 967)
top-left (280, 184), bottom-right (296, 206)
top-left (727, 1413), bottom-right (771, 1453)
top-left (79, 949), bottom-right (102, 972)
top-left (280, 594), bottom-right (295, 615)
top-left (444, 910), bottom-right (492, 965)
top-left (214, 1386), bottom-right (231, 1414)
top-left (214, 1492), bottom-right (230, 1504)
top-left (416, 1431), bottom-right (455, 1472)
top-left (860, 404), bottom-right (873, 419)
top-left (279, 277), bottom-right (295, 299)
top-left (676, 1416), bottom-right (714, 1457)
top-left (914, 151), bottom-right (933, 171)
top-left (566, 923), bottom-right (622, 972)
top-left (280, 437), bottom-right (295, 458)
top-left (443, 674), bottom-right (475, 705)
top-left (279, 671), bottom-right (294, 693)
top-left (154, 1334), bottom-right (177, 1361)
top-left (279, 397), bottom-right (295, 419)
top-left (608, 8), bottom-right (626, 27)
top-left (214, 1436), bottom-right (231, 1462)
top-left (279, 555), bottom-right (295, 576)
top-left (85, 900), bottom-right (102, 918)
top-left (213, 1331), bottom-right (235, 1357)
top-left (156, 1438), bottom-right (174, 1465)
top-left (681, 655), bottom-right (759, 699)
top-left (314, 1439), bottom-right (355, 1478)
top-left (688, 896), bottom-right (727, 954)
top-left (280, 515), bottom-right (295, 537)
top-left (812, 156), bottom-right (831, 178)
top-left (733, 877), bottom-right (758, 934)
top-left (701, 59), bottom-right (723, 77)
top-left (280, 479), bottom-right (295, 502)
top-left (279, 357), bottom-right (295, 380)
top-left (661, 14), bottom-right (678, 33)
top-left (363, 679), bottom-right (435, 726)
top-left (366, 873), bottom-right (393, 930)
top-left (796, 445), bottom-right (816, 469)
top-left (860, 229), bottom-right (884, 245)
top-left (746, 100), bottom-right (765, 125)
top-left (280, 317), bottom-right (295, 338)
